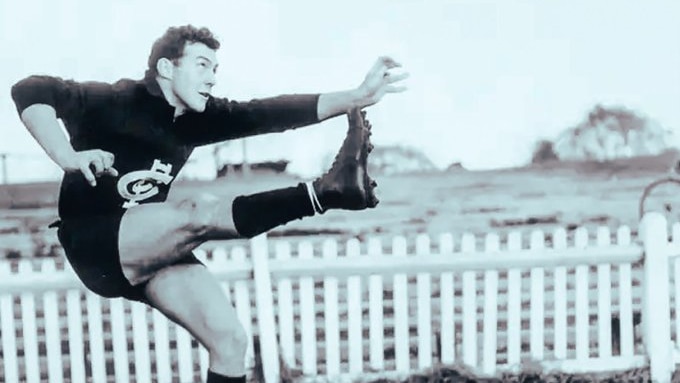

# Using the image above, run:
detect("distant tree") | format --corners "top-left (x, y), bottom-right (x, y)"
top-left (554, 104), bottom-right (671, 161)
top-left (531, 139), bottom-right (559, 164)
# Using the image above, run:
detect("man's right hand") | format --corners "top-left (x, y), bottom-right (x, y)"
top-left (19, 104), bottom-right (119, 187)
top-left (62, 149), bottom-right (118, 187)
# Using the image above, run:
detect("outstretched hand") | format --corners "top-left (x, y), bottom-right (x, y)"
top-left (356, 56), bottom-right (409, 108)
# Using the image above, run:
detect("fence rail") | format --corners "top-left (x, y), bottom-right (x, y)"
top-left (1, 213), bottom-right (679, 382)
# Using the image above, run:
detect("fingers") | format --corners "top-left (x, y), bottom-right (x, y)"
top-left (79, 150), bottom-right (117, 186)
top-left (385, 85), bottom-right (408, 93)
top-left (104, 167), bottom-right (119, 177)
top-left (377, 56), bottom-right (401, 69)
top-left (93, 150), bottom-right (116, 176)
top-left (80, 163), bottom-right (97, 187)
top-left (101, 151), bottom-right (115, 169)
top-left (368, 56), bottom-right (402, 78)
top-left (91, 158), bottom-right (105, 174)
top-left (383, 72), bottom-right (410, 84)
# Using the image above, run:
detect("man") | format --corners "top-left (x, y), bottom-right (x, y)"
top-left (11, 25), bottom-right (407, 383)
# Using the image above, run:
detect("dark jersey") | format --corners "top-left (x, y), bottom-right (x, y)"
top-left (11, 76), bottom-right (320, 219)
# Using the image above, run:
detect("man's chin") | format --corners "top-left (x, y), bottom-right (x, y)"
top-left (188, 103), bottom-right (207, 113)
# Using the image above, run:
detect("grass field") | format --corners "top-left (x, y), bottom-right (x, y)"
top-left (2, 150), bottom-right (680, 257)
top-left (2, 153), bottom-right (680, 381)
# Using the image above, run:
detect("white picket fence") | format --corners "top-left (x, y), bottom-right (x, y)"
top-left (1, 212), bottom-right (680, 382)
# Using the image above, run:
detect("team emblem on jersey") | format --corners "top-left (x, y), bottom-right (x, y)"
top-left (117, 159), bottom-right (174, 208)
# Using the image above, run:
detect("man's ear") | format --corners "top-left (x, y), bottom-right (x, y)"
top-left (156, 58), bottom-right (175, 79)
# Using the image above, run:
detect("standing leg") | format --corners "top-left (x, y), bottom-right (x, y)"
top-left (143, 263), bottom-right (249, 382)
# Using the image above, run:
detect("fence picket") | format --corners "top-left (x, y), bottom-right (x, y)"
top-left (672, 223), bottom-right (680, 348)
top-left (86, 292), bottom-right (107, 383)
top-left (110, 298), bottom-right (130, 383)
top-left (231, 246), bottom-right (255, 368)
top-left (574, 227), bottom-right (590, 360)
top-left (0, 262), bottom-right (18, 383)
top-left (152, 309), bottom-right (172, 383)
top-left (393, 236), bottom-right (410, 373)
top-left (416, 234), bottom-right (433, 370)
top-left (42, 260), bottom-right (64, 383)
top-left (368, 238), bottom-right (385, 371)
top-left (676, 258), bottom-right (680, 346)
top-left (482, 233), bottom-right (500, 375)
top-left (506, 232), bottom-right (522, 366)
top-left (641, 213), bottom-right (673, 383)
top-left (438, 233), bottom-right (455, 365)
top-left (275, 241), bottom-right (296, 369)
top-left (251, 234), bottom-right (280, 383)
top-left (131, 302), bottom-right (152, 382)
top-left (530, 230), bottom-right (545, 360)
top-left (347, 238), bottom-right (364, 374)
top-left (175, 322), bottom-right (194, 382)
top-left (596, 227), bottom-right (613, 358)
top-left (299, 241), bottom-right (317, 375)
top-left (323, 239), bottom-right (341, 377)
top-left (200, 346), bottom-right (210, 381)
top-left (195, 249), bottom-right (210, 382)
top-left (461, 233), bottom-right (477, 368)
top-left (19, 260), bottom-right (40, 383)
top-left (616, 226), bottom-right (634, 357)
top-left (552, 228), bottom-right (568, 360)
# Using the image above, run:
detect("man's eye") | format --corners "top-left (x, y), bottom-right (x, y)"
top-left (199, 62), bottom-right (207, 68)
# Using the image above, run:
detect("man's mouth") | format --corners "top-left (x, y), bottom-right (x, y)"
top-left (198, 92), bottom-right (210, 100)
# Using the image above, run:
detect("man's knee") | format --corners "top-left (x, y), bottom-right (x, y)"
top-left (203, 308), bottom-right (249, 354)
top-left (175, 193), bottom-right (221, 234)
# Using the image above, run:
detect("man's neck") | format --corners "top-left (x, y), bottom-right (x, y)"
top-left (155, 77), bottom-right (186, 117)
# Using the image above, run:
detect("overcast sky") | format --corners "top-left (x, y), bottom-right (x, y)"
top-left (1, 0), bottom-right (679, 182)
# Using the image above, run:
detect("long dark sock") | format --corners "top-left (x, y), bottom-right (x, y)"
top-left (206, 370), bottom-right (246, 383)
top-left (232, 183), bottom-right (315, 238)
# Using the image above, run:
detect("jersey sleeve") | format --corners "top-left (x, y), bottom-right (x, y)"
top-left (11, 75), bottom-right (86, 120)
top-left (175, 93), bottom-right (321, 146)
top-left (11, 75), bottom-right (114, 136)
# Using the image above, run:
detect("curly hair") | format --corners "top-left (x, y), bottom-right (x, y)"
top-left (145, 25), bottom-right (220, 79)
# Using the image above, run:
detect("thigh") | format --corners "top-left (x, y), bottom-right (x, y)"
top-left (143, 263), bottom-right (244, 349)
top-left (118, 202), bottom-right (200, 284)
top-left (118, 195), bottom-right (240, 285)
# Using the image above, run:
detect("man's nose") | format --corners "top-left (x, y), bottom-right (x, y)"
top-left (206, 72), bottom-right (217, 87)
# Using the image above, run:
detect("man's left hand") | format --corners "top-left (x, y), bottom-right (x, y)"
top-left (355, 56), bottom-right (409, 108)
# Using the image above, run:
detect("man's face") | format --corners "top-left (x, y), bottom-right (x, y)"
top-left (170, 42), bottom-right (218, 113)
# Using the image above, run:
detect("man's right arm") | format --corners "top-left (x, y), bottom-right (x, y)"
top-left (11, 76), bottom-right (117, 186)
top-left (19, 104), bottom-right (80, 173)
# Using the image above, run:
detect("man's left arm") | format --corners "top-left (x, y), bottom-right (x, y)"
top-left (177, 56), bottom-right (408, 146)
top-left (175, 93), bottom-right (322, 145)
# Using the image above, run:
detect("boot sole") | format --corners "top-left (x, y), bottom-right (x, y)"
top-left (347, 108), bottom-right (379, 208)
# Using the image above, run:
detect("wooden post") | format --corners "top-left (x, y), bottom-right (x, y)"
top-left (42, 260), bottom-right (64, 383)
top-left (416, 234), bottom-right (433, 371)
top-left (0, 262), bottom-right (18, 383)
top-left (323, 239), bottom-right (341, 378)
top-left (461, 233), bottom-right (478, 368)
top-left (392, 236), bottom-right (410, 373)
top-left (251, 234), bottom-right (280, 383)
top-left (482, 233), bottom-right (500, 375)
top-left (368, 238), bottom-right (386, 370)
top-left (0, 153), bottom-right (7, 184)
top-left (241, 140), bottom-right (250, 178)
top-left (640, 212), bottom-right (673, 383)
